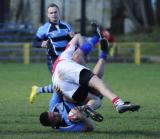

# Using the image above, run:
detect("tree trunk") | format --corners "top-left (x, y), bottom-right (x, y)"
top-left (80, 0), bottom-right (86, 35)
top-left (139, 0), bottom-right (149, 28)
top-left (144, 0), bottom-right (155, 25)
top-left (156, 0), bottom-right (160, 24)
top-left (122, 0), bottom-right (142, 28)
top-left (16, 0), bottom-right (24, 23)
top-left (0, 0), bottom-right (10, 27)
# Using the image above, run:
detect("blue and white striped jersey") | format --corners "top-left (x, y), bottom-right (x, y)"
top-left (34, 21), bottom-right (73, 57)
top-left (51, 101), bottom-right (85, 132)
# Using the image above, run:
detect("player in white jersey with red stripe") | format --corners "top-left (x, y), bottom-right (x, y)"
top-left (52, 32), bottom-right (140, 114)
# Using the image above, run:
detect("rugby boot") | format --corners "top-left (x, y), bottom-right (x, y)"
top-left (116, 101), bottom-right (140, 113)
top-left (29, 85), bottom-right (38, 104)
top-left (81, 105), bottom-right (103, 122)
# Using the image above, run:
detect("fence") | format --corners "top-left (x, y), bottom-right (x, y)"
top-left (0, 42), bottom-right (159, 64)
top-left (0, 42), bottom-right (46, 64)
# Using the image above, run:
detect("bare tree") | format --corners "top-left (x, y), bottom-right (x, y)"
top-left (122, 0), bottom-right (142, 28)
top-left (0, 0), bottom-right (10, 27)
top-left (156, 0), bottom-right (160, 24)
top-left (139, 0), bottom-right (149, 28)
top-left (16, 0), bottom-right (24, 23)
top-left (144, 0), bottom-right (155, 25)
top-left (121, 0), bottom-right (155, 28)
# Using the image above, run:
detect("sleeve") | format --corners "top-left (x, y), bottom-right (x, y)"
top-left (32, 36), bottom-right (43, 48)
top-left (36, 26), bottom-right (48, 40)
top-left (32, 26), bottom-right (48, 48)
top-left (59, 44), bottom-right (77, 60)
top-left (58, 122), bottom-right (85, 132)
top-left (49, 93), bottom-right (63, 112)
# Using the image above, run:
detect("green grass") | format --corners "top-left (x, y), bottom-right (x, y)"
top-left (0, 63), bottom-right (160, 139)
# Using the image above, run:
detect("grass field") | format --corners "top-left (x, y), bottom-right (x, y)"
top-left (0, 63), bottom-right (160, 139)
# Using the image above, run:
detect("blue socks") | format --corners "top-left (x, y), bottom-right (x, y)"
top-left (99, 51), bottom-right (107, 60)
top-left (79, 35), bottom-right (107, 60)
top-left (80, 35), bottom-right (99, 55)
top-left (37, 84), bottom-right (54, 93)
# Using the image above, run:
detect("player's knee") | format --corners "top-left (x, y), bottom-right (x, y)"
top-left (95, 96), bottom-right (101, 109)
top-left (91, 97), bottom-right (102, 110)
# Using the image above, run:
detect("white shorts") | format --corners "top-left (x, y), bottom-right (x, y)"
top-left (52, 59), bottom-right (88, 99)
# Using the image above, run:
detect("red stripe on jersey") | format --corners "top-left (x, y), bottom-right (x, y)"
top-left (52, 44), bottom-right (71, 75)
top-left (52, 57), bottom-right (61, 75)
top-left (65, 44), bottom-right (71, 50)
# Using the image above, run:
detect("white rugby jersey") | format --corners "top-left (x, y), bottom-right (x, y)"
top-left (52, 43), bottom-right (87, 98)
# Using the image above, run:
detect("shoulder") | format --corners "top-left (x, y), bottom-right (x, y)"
top-left (60, 21), bottom-right (71, 26)
top-left (59, 21), bottom-right (72, 29)
top-left (38, 22), bottom-right (51, 31)
top-left (36, 22), bottom-right (51, 37)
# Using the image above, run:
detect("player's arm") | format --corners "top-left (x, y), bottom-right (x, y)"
top-left (60, 34), bottom-right (84, 61)
top-left (32, 36), bottom-right (49, 48)
top-left (66, 22), bottom-right (75, 38)
top-left (78, 113), bottom-right (94, 132)
top-left (32, 26), bottom-right (49, 48)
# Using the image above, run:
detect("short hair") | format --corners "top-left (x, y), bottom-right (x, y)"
top-left (47, 3), bottom-right (59, 11)
top-left (39, 112), bottom-right (51, 126)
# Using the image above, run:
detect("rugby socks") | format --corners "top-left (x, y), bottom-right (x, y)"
top-left (112, 97), bottom-right (124, 107)
top-left (80, 35), bottom-right (99, 55)
top-left (99, 38), bottom-right (109, 60)
top-left (99, 51), bottom-right (107, 60)
top-left (37, 84), bottom-right (54, 94)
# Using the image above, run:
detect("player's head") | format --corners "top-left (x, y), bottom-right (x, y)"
top-left (39, 111), bottom-right (61, 128)
top-left (47, 3), bottom-right (60, 23)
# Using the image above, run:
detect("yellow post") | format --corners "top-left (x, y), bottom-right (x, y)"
top-left (134, 43), bottom-right (141, 65)
top-left (23, 43), bottom-right (30, 64)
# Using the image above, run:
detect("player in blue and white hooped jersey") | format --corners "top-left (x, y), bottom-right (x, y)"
top-left (29, 3), bottom-right (74, 104)
top-left (34, 20), bottom-right (74, 60)
top-left (40, 101), bottom-right (94, 132)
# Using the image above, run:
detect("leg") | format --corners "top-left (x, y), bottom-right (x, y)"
top-left (84, 93), bottom-right (101, 110)
top-left (92, 58), bottom-right (106, 78)
top-left (29, 56), bottom-right (56, 104)
top-left (88, 75), bottom-right (117, 101)
top-left (29, 84), bottom-right (54, 104)
top-left (49, 92), bottom-right (62, 111)
top-left (82, 93), bottom-right (103, 122)
top-left (88, 75), bottom-right (140, 113)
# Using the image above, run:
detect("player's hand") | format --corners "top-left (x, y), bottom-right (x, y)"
top-left (69, 31), bottom-right (75, 38)
top-left (69, 107), bottom-right (83, 122)
top-left (41, 40), bottom-right (49, 48)
top-left (73, 107), bottom-right (84, 119)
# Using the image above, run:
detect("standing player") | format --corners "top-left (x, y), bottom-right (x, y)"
top-left (29, 3), bottom-right (74, 103)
